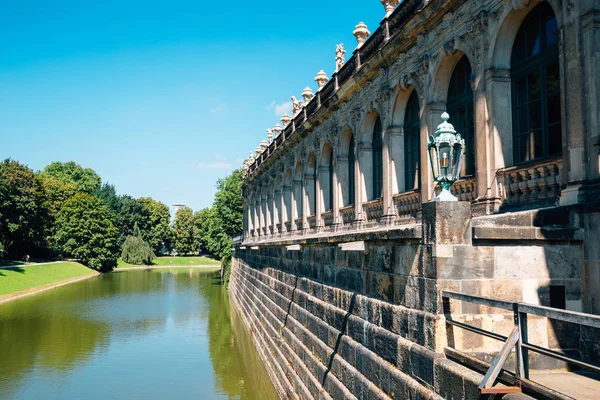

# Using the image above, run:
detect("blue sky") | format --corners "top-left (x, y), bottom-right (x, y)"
top-left (0, 1), bottom-right (383, 211)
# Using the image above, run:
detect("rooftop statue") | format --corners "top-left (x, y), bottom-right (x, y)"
top-left (335, 44), bottom-right (346, 72)
top-left (291, 96), bottom-right (305, 115)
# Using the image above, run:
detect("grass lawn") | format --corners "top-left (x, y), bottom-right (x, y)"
top-left (117, 255), bottom-right (220, 268)
top-left (0, 262), bottom-right (97, 296)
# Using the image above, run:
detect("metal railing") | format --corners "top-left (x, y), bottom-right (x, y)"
top-left (442, 291), bottom-right (600, 395)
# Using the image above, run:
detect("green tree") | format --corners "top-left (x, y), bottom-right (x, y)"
top-left (93, 183), bottom-right (123, 215)
top-left (192, 208), bottom-right (210, 253)
top-left (41, 161), bottom-right (102, 194)
top-left (38, 174), bottom-right (77, 248)
top-left (139, 197), bottom-right (171, 254)
top-left (0, 159), bottom-right (47, 258)
top-left (173, 206), bottom-right (195, 255)
top-left (204, 169), bottom-right (243, 260)
top-left (54, 193), bottom-right (119, 272)
top-left (115, 196), bottom-right (150, 242)
top-left (121, 223), bottom-right (155, 265)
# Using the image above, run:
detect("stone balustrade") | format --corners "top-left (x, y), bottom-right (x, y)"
top-left (393, 190), bottom-right (421, 224)
top-left (363, 199), bottom-right (384, 226)
top-left (307, 215), bottom-right (317, 230)
top-left (340, 205), bottom-right (355, 227)
top-left (322, 210), bottom-right (334, 228)
top-left (497, 158), bottom-right (563, 210)
top-left (451, 177), bottom-right (477, 202)
top-left (294, 218), bottom-right (303, 232)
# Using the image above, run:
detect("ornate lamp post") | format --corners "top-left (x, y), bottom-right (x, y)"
top-left (427, 112), bottom-right (465, 202)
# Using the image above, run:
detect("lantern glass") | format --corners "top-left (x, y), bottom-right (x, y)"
top-left (439, 143), bottom-right (451, 178)
top-left (428, 144), bottom-right (439, 181)
top-left (452, 143), bottom-right (464, 179)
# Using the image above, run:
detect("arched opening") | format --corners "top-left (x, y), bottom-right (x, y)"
top-left (284, 169), bottom-right (293, 223)
top-left (320, 143), bottom-right (334, 212)
top-left (404, 91), bottom-right (421, 191)
top-left (307, 153), bottom-right (317, 216)
top-left (511, 1), bottom-right (561, 163)
top-left (372, 117), bottom-right (383, 200)
top-left (447, 55), bottom-right (475, 176)
top-left (294, 162), bottom-right (303, 220)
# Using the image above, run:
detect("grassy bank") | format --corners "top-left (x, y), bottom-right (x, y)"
top-left (117, 255), bottom-right (220, 268)
top-left (0, 262), bottom-right (98, 300)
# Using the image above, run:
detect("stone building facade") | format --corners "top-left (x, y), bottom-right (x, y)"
top-left (232, 0), bottom-right (600, 398)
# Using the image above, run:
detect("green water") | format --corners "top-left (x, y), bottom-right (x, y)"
top-left (0, 268), bottom-right (278, 400)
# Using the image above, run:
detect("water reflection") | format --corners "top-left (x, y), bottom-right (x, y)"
top-left (0, 269), bottom-right (277, 399)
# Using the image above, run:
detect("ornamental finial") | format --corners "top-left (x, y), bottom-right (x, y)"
top-left (353, 22), bottom-right (370, 48)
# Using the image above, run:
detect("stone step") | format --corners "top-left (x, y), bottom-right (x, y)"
top-left (472, 205), bottom-right (578, 229)
top-left (473, 226), bottom-right (585, 242)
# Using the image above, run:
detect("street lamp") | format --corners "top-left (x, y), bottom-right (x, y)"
top-left (427, 112), bottom-right (465, 202)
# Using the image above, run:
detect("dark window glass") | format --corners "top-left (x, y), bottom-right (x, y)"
top-left (312, 161), bottom-right (317, 215)
top-left (549, 285), bottom-right (566, 309)
top-left (511, 2), bottom-right (561, 163)
top-left (447, 55), bottom-right (475, 176)
top-left (404, 91), bottom-right (421, 191)
top-left (328, 148), bottom-right (334, 211)
top-left (372, 117), bottom-right (383, 200)
top-left (348, 135), bottom-right (355, 206)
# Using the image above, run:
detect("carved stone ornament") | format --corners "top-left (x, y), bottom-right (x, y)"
top-left (399, 74), bottom-right (411, 91)
top-left (260, 140), bottom-right (268, 152)
top-left (442, 39), bottom-right (456, 57)
top-left (281, 113), bottom-right (292, 127)
top-left (380, 0), bottom-right (400, 17)
top-left (335, 44), bottom-right (346, 72)
top-left (353, 22), bottom-right (371, 49)
top-left (267, 129), bottom-right (273, 144)
top-left (291, 96), bottom-right (304, 115)
top-left (511, 0), bottom-right (530, 10)
top-left (302, 87), bottom-right (315, 103)
top-left (255, 146), bottom-right (262, 157)
top-left (273, 123), bottom-right (283, 137)
top-left (315, 70), bottom-right (329, 90)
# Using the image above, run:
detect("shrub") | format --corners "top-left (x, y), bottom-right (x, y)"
top-left (121, 223), bottom-right (155, 265)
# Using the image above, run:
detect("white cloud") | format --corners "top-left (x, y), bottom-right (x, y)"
top-left (266, 101), bottom-right (293, 117)
top-left (187, 155), bottom-right (233, 169)
top-left (210, 104), bottom-right (226, 113)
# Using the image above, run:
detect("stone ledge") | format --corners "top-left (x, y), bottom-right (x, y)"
top-left (241, 224), bottom-right (422, 248)
top-left (472, 226), bottom-right (584, 241)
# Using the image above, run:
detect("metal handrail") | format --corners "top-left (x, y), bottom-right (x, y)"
top-left (442, 290), bottom-right (600, 394)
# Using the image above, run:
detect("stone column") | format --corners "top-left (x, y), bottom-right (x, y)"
top-left (332, 157), bottom-right (341, 229)
top-left (273, 188), bottom-right (281, 234)
top-left (485, 67), bottom-right (512, 174)
top-left (381, 125), bottom-right (395, 224)
top-left (356, 143), bottom-right (369, 225)
top-left (302, 175), bottom-right (309, 231)
top-left (335, 156), bottom-right (347, 226)
top-left (266, 192), bottom-right (273, 236)
top-left (317, 166), bottom-right (328, 228)
top-left (471, 67), bottom-right (501, 215)
top-left (261, 194), bottom-right (267, 237)
top-left (280, 184), bottom-right (288, 234)
top-left (561, 8), bottom-right (597, 204)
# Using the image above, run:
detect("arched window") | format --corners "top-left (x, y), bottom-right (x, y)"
top-left (447, 55), bottom-right (475, 176)
top-left (348, 135), bottom-right (356, 206)
top-left (328, 148), bottom-right (334, 211)
top-left (404, 91), bottom-right (421, 191)
top-left (372, 117), bottom-right (383, 200)
top-left (511, 2), bottom-right (561, 163)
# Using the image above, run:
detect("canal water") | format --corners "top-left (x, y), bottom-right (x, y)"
top-left (0, 268), bottom-right (278, 400)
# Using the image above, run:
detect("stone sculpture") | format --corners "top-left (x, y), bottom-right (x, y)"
top-left (335, 44), bottom-right (346, 72)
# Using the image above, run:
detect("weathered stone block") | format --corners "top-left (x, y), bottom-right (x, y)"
top-left (422, 201), bottom-right (472, 245)
top-left (409, 343), bottom-right (441, 388)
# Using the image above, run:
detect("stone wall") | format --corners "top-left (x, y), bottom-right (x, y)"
top-left (229, 201), bottom-right (589, 399)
